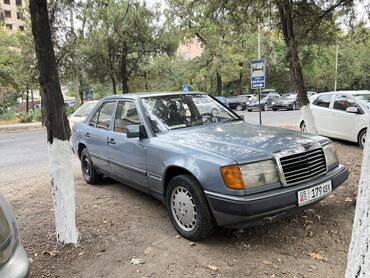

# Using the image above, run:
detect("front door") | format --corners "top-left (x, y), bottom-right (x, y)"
top-left (107, 100), bottom-right (148, 192)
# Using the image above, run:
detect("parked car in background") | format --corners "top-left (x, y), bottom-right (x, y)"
top-left (0, 193), bottom-right (30, 277)
top-left (272, 93), bottom-right (300, 111)
top-left (308, 91), bottom-right (318, 98)
top-left (68, 101), bottom-right (99, 128)
top-left (300, 90), bottom-right (370, 148)
top-left (226, 95), bottom-right (247, 111)
top-left (215, 96), bottom-right (229, 108)
top-left (248, 91), bottom-right (281, 111)
top-left (72, 92), bottom-right (348, 240)
top-left (64, 100), bottom-right (76, 107)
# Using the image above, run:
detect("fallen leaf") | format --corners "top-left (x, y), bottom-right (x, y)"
top-left (42, 250), bottom-right (59, 257)
top-left (144, 247), bottom-right (152, 255)
top-left (208, 265), bottom-right (218, 271)
top-left (262, 260), bottom-right (273, 266)
top-left (309, 252), bottom-right (328, 262)
top-left (131, 257), bottom-right (144, 265)
top-left (78, 252), bottom-right (85, 256)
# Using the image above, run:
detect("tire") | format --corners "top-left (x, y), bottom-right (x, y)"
top-left (272, 108), bottom-right (277, 111)
top-left (81, 148), bottom-right (103, 184)
top-left (263, 103), bottom-right (268, 111)
top-left (247, 109), bottom-right (252, 112)
top-left (300, 121), bottom-right (307, 133)
top-left (166, 174), bottom-right (216, 241)
top-left (236, 104), bottom-right (243, 111)
top-left (358, 129), bottom-right (367, 149)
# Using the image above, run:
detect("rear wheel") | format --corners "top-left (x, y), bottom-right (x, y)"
top-left (358, 129), bottom-right (367, 149)
top-left (81, 148), bottom-right (103, 184)
top-left (236, 104), bottom-right (243, 111)
top-left (300, 121), bottom-right (307, 133)
top-left (166, 174), bottom-right (216, 241)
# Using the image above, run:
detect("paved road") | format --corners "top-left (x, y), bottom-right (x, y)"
top-left (0, 110), bottom-right (300, 184)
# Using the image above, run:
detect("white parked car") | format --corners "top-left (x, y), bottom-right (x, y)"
top-left (300, 91), bottom-right (369, 148)
top-left (68, 101), bottom-right (99, 128)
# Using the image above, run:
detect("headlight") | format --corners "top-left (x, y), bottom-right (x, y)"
top-left (240, 160), bottom-right (280, 188)
top-left (0, 195), bottom-right (19, 267)
top-left (323, 143), bottom-right (339, 170)
top-left (221, 160), bottom-right (280, 190)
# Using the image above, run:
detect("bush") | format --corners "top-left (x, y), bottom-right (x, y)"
top-left (18, 109), bottom-right (42, 123)
top-left (65, 106), bottom-right (77, 116)
top-left (0, 110), bottom-right (17, 120)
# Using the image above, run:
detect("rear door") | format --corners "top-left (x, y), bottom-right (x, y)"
top-left (326, 94), bottom-right (359, 141)
top-left (107, 100), bottom-right (149, 192)
top-left (310, 94), bottom-right (333, 135)
top-left (84, 101), bottom-right (116, 172)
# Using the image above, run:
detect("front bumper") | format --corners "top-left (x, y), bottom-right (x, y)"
top-left (0, 244), bottom-right (30, 278)
top-left (205, 164), bottom-right (348, 228)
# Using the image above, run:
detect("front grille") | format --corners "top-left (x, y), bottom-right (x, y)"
top-left (278, 148), bottom-right (327, 186)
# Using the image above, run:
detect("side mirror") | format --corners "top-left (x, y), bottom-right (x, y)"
top-left (127, 125), bottom-right (148, 139)
top-left (346, 107), bottom-right (358, 113)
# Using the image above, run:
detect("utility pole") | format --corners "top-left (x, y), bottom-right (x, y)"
top-left (334, 44), bottom-right (339, 91)
top-left (258, 17), bottom-right (262, 125)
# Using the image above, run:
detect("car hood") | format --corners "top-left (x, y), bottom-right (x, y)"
top-left (157, 121), bottom-right (329, 164)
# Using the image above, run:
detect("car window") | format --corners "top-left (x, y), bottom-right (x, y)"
top-left (333, 95), bottom-right (357, 111)
top-left (90, 107), bottom-right (100, 127)
top-left (96, 102), bottom-right (116, 130)
top-left (114, 101), bottom-right (141, 133)
top-left (313, 94), bottom-right (332, 108)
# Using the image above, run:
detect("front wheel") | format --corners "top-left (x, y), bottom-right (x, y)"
top-left (358, 129), bottom-right (367, 149)
top-left (81, 148), bottom-right (103, 184)
top-left (166, 174), bottom-right (216, 241)
top-left (236, 104), bottom-right (243, 111)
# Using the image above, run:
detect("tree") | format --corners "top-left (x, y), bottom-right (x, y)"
top-left (29, 0), bottom-right (78, 244)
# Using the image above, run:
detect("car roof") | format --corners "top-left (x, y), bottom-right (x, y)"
top-left (319, 90), bottom-right (370, 95)
top-left (102, 91), bottom-right (207, 101)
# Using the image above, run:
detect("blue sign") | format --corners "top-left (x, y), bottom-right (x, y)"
top-left (251, 59), bottom-right (266, 89)
top-left (86, 89), bottom-right (93, 100)
top-left (182, 84), bottom-right (190, 92)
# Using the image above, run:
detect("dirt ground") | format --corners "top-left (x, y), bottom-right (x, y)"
top-left (0, 140), bottom-right (363, 278)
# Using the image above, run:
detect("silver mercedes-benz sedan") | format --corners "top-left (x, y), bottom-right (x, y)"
top-left (71, 92), bottom-right (348, 240)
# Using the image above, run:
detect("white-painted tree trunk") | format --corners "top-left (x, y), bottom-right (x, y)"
top-left (301, 105), bottom-right (318, 134)
top-left (48, 138), bottom-right (78, 244)
top-left (346, 121), bottom-right (370, 277)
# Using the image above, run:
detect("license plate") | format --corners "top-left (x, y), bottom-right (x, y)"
top-left (297, 181), bottom-right (332, 206)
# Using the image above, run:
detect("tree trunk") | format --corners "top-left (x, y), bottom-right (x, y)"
top-left (238, 62), bottom-right (243, 95)
top-left (216, 71), bottom-right (222, 96)
top-left (121, 54), bottom-right (129, 94)
top-left (276, 0), bottom-right (317, 134)
top-left (31, 86), bottom-right (34, 110)
top-left (70, 1), bottom-right (80, 107)
top-left (346, 121), bottom-right (370, 277)
top-left (29, 0), bottom-right (78, 245)
top-left (26, 86), bottom-right (29, 113)
top-left (111, 74), bottom-right (117, 95)
top-left (79, 90), bottom-right (84, 105)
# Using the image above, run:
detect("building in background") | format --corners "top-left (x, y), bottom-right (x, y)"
top-left (1, 0), bottom-right (26, 31)
top-left (177, 37), bottom-right (203, 60)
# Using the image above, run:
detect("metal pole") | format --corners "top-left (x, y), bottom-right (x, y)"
top-left (334, 44), bottom-right (339, 91)
top-left (258, 18), bottom-right (262, 125)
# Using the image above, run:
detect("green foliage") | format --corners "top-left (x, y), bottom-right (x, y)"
top-left (64, 106), bottom-right (77, 117)
top-left (0, 107), bottom-right (16, 120)
top-left (17, 109), bottom-right (42, 123)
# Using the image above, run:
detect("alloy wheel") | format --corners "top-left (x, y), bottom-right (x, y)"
top-left (170, 186), bottom-right (197, 232)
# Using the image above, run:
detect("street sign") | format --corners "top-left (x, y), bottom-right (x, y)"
top-left (250, 59), bottom-right (266, 89)
top-left (182, 84), bottom-right (190, 92)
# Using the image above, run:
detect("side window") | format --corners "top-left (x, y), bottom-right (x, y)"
top-left (90, 108), bottom-right (100, 127)
top-left (96, 102), bottom-right (115, 130)
top-left (114, 101), bottom-right (141, 133)
top-left (313, 94), bottom-right (333, 108)
top-left (333, 95), bottom-right (356, 111)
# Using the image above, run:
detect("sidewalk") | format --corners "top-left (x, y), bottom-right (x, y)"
top-left (0, 122), bottom-right (44, 133)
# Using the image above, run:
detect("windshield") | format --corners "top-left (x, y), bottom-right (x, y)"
top-left (73, 102), bottom-right (97, 117)
top-left (141, 94), bottom-right (240, 133)
top-left (280, 94), bottom-right (296, 100)
top-left (353, 94), bottom-right (370, 108)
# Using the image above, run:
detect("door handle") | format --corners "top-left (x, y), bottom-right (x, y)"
top-left (84, 132), bottom-right (90, 138)
top-left (107, 137), bottom-right (116, 145)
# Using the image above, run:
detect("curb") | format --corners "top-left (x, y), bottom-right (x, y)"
top-left (0, 122), bottom-right (44, 134)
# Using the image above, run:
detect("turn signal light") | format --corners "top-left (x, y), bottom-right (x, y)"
top-left (220, 165), bottom-right (245, 190)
